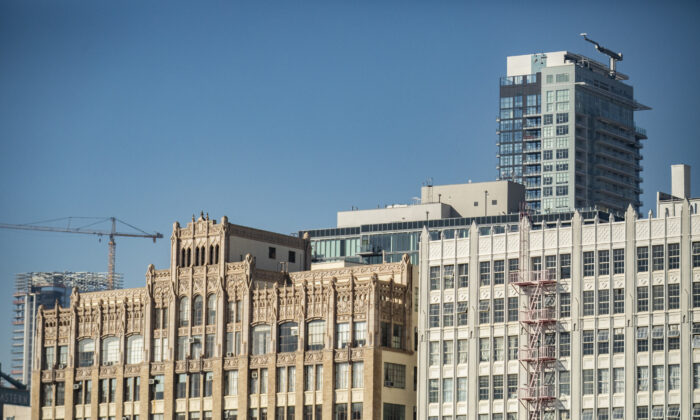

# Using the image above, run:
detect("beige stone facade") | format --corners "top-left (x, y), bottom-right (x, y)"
top-left (31, 216), bottom-right (416, 420)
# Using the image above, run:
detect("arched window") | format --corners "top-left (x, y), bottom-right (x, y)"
top-left (101, 337), bottom-right (119, 365)
top-left (206, 294), bottom-right (217, 325)
top-left (306, 320), bottom-right (325, 351)
top-left (186, 248), bottom-right (191, 266)
top-left (179, 296), bottom-right (190, 327)
top-left (77, 339), bottom-right (94, 367)
top-left (180, 248), bottom-right (185, 267)
top-left (251, 324), bottom-right (271, 355)
top-left (214, 245), bottom-right (220, 264)
top-left (209, 245), bottom-right (214, 265)
top-left (278, 322), bottom-right (298, 353)
top-left (200, 247), bottom-right (206, 265)
top-left (193, 295), bottom-right (204, 326)
top-left (126, 335), bottom-right (143, 364)
top-left (195, 248), bottom-right (200, 266)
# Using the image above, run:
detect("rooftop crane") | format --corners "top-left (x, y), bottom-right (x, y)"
top-left (580, 33), bottom-right (623, 78)
top-left (0, 217), bottom-right (163, 289)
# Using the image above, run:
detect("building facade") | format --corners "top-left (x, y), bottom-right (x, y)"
top-left (13, 271), bottom-right (120, 385)
top-left (31, 216), bottom-right (417, 420)
top-left (417, 199), bottom-right (700, 420)
top-left (497, 50), bottom-right (649, 214)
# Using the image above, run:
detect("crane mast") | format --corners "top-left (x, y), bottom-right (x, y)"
top-left (581, 33), bottom-right (623, 78)
top-left (0, 217), bottom-right (163, 289)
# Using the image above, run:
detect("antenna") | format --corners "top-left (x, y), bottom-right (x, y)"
top-left (580, 33), bottom-right (623, 78)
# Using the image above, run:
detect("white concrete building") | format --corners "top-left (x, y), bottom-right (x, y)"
top-left (417, 195), bottom-right (700, 420)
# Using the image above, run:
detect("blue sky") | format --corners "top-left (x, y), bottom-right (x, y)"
top-left (1, 1), bottom-right (699, 371)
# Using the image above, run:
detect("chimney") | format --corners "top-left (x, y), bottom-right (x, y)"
top-left (671, 164), bottom-right (690, 199)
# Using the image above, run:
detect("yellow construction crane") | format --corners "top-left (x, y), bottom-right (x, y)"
top-left (0, 217), bottom-right (163, 289)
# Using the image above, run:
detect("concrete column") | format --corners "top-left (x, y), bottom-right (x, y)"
top-left (468, 221), bottom-right (479, 420)
top-left (624, 206), bottom-right (637, 418)
top-left (680, 200), bottom-right (692, 420)
top-left (416, 227), bottom-right (430, 420)
top-left (570, 211), bottom-right (583, 418)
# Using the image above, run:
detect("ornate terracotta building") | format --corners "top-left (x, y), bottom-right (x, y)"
top-left (31, 215), bottom-right (417, 420)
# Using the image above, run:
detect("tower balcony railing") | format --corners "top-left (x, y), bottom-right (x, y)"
top-left (520, 308), bottom-right (557, 324)
top-left (519, 385), bottom-right (556, 401)
top-left (519, 345), bottom-right (557, 362)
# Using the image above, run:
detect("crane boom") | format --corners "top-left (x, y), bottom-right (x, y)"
top-left (580, 33), bottom-right (623, 78)
top-left (0, 217), bottom-right (163, 289)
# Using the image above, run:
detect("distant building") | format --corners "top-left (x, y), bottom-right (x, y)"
top-left (12, 271), bottom-right (120, 385)
top-left (497, 50), bottom-right (649, 214)
top-left (657, 164), bottom-right (699, 217)
top-left (31, 215), bottom-right (417, 420)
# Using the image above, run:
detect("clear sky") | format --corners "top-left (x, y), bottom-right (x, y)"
top-left (1, 1), bottom-right (699, 371)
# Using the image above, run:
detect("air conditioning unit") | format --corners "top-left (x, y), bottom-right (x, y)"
top-left (226, 352), bottom-right (234, 357)
top-left (251, 371), bottom-right (258, 379)
top-left (291, 327), bottom-right (298, 336)
top-left (187, 337), bottom-right (195, 344)
top-left (73, 384), bottom-right (81, 390)
top-left (384, 381), bottom-right (393, 387)
top-left (148, 379), bottom-right (156, 385)
top-left (57, 364), bottom-right (66, 369)
top-left (668, 329), bottom-right (680, 338)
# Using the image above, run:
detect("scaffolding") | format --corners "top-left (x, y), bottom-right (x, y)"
top-left (511, 214), bottom-right (558, 420)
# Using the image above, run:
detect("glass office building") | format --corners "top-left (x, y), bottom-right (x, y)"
top-left (497, 51), bottom-right (649, 214)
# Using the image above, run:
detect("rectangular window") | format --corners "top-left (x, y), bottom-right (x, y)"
top-left (443, 265), bottom-right (454, 289)
top-left (613, 328), bottom-right (624, 353)
top-left (507, 297), bottom-right (518, 322)
top-left (560, 331), bottom-right (570, 357)
top-left (335, 363), bottom-right (348, 389)
top-left (652, 285), bottom-right (664, 311)
top-left (479, 300), bottom-right (490, 324)
top-left (668, 324), bottom-right (680, 350)
top-left (225, 370), bottom-right (238, 395)
top-left (668, 243), bottom-right (680, 269)
top-left (478, 376), bottom-right (489, 400)
top-left (694, 363), bottom-right (700, 389)
top-left (278, 367), bottom-right (288, 393)
top-left (457, 263), bottom-right (468, 288)
top-left (507, 335), bottom-right (518, 360)
top-left (637, 326), bottom-right (649, 352)
top-left (457, 377), bottom-right (467, 402)
top-left (583, 290), bottom-right (595, 316)
top-left (442, 340), bottom-right (453, 365)
top-left (429, 266), bottom-right (440, 290)
top-left (668, 364), bottom-right (680, 390)
top-left (597, 368), bottom-right (609, 394)
top-left (493, 375), bottom-right (504, 400)
top-left (560, 293), bottom-right (570, 317)
top-left (613, 288), bottom-right (624, 314)
top-left (668, 283), bottom-right (680, 310)
top-left (353, 321), bottom-right (367, 347)
top-left (303, 365), bottom-right (313, 391)
top-left (336, 323), bottom-right (350, 349)
top-left (351, 362), bottom-right (363, 388)
top-left (637, 286), bottom-right (649, 312)
top-left (176, 374), bottom-right (187, 398)
top-left (443, 303), bottom-right (454, 327)
top-left (429, 304), bottom-right (440, 328)
top-left (693, 242), bottom-right (700, 267)
top-left (559, 371), bottom-right (570, 396)
top-left (428, 342), bottom-right (439, 366)
top-left (637, 366), bottom-right (649, 391)
top-left (494, 260), bottom-right (505, 284)
top-left (457, 301), bottom-right (468, 326)
top-left (442, 378), bottom-right (453, 402)
top-left (613, 249), bottom-right (624, 274)
top-left (582, 330), bottom-right (594, 355)
top-left (583, 251), bottom-right (595, 276)
top-left (383, 363), bottom-right (404, 388)
top-left (457, 339), bottom-right (468, 364)
top-left (480, 261), bottom-right (491, 286)
top-left (598, 250), bottom-right (609, 275)
top-left (598, 329), bottom-right (609, 355)
top-left (637, 246), bottom-right (649, 272)
top-left (652, 245), bottom-right (664, 271)
top-left (479, 338), bottom-right (490, 362)
top-left (694, 282), bottom-right (700, 308)
top-left (508, 373), bottom-right (518, 400)
top-left (493, 298), bottom-right (504, 323)
top-left (598, 289), bottom-right (610, 315)
top-left (560, 254), bottom-right (571, 279)
top-left (652, 365), bottom-right (664, 391)
top-left (582, 370), bottom-right (594, 395)
top-left (428, 379), bottom-right (438, 403)
top-left (493, 337), bottom-right (504, 361)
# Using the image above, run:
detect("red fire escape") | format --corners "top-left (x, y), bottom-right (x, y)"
top-left (510, 214), bottom-right (558, 420)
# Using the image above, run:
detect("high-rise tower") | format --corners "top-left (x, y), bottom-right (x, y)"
top-left (496, 48), bottom-right (649, 214)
